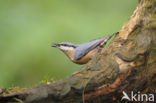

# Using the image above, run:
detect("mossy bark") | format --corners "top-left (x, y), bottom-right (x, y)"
top-left (0, 0), bottom-right (156, 103)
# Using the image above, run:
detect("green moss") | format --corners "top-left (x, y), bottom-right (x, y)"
top-left (13, 97), bottom-right (24, 103)
top-left (1, 87), bottom-right (27, 96)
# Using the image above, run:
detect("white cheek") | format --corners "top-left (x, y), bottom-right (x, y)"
top-left (60, 46), bottom-right (73, 51)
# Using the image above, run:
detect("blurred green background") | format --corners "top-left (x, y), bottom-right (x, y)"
top-left (0, 0), bottom-right (137, 88)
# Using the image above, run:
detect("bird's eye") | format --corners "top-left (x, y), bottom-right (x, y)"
top-left (62, 44), bottom-right (67, 46)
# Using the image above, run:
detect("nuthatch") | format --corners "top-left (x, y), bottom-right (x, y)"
top-left (52, 32), bottom-right (118, 64)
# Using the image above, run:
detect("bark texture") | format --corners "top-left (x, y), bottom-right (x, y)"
top-left (0, 0), bottom-right (156, 103)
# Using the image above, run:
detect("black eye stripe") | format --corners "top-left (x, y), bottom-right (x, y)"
top-left (60, 44), bottom-right (65, 46)
top-left (61, 44), bottom-right (69, 46)
top-left (60, 44), bottom-right (77, 48)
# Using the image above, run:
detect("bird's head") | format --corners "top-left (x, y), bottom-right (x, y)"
top-left (52, 42), bottom-right (77, 60)
top-left (52, 42), bottom-right (77, 51)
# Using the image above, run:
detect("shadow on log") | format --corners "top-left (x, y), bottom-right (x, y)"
top-left (0, 0), bottom-right (156, 103)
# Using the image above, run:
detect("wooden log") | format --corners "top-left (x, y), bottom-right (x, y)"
top-left (0, 0), bottom-right (156, 103)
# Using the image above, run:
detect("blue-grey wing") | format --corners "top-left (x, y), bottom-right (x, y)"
top-left (73, 32), bottom-right (118, 60)
top-left (74, 38), bottom-right (104, 60)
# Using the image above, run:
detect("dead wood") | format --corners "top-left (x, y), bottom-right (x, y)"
top-left (0, 0), bottom-right (156, 103)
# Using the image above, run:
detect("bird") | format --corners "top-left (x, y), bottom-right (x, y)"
top-left (52, 32), bottom-right (118, 64)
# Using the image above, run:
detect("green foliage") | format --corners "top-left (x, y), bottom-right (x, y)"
top-left (39, 73), bottom-right (55, 84)
top-left (0, 0), bottom-right (137, 87)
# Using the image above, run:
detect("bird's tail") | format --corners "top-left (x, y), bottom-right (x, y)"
top-left (103, 32), bottom-right (119, 42)
top-left (107, 32), bottom-right (119, 39)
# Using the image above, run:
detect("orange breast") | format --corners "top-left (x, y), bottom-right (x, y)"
top-left (73, 49), bottom-right (97, 64)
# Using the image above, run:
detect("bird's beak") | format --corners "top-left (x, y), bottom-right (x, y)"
top-left (52, 43), bottom-right (60, 47)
